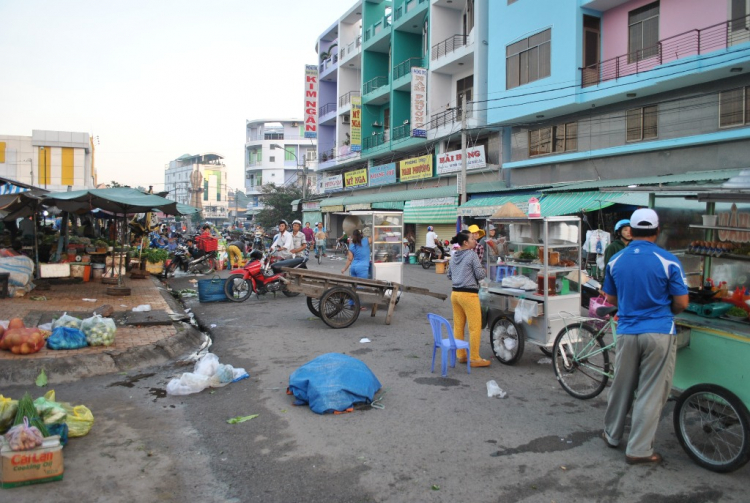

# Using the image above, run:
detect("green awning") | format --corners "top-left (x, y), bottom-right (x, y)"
top-left (458, 194), bottom-right (538, 217)
top-left (372, 201), bottom-right (404, 210)
top-left (404, 201), bottom-right (458, 224)
top-left (319, 196), bottom-right (347, 207)
top-left (539, 191), bottom-right (626, 217)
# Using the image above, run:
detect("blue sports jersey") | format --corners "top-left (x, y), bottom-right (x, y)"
top-left (602, 240), bottom-right (688, 335)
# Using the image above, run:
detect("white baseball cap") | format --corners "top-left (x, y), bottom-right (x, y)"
top-left (630, 208), bottom-right (659, 229)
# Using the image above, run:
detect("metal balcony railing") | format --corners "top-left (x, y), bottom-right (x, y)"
top-left (318, 148), bottom-right (336, 163)
top-left (319, 103), bottom-right (336, 117)
top-left (431, 34), bottom-right (467, 61)
top-left (581, 13), bottom-right (750, 88)
top-left (363, 133), bottom-right (386, 151)
top-left (394, 6), bottom-right (402, 21)
top-left (427, 108), bottom-right (459, 129)
top-left (339, 90), bottom-right (360, 107)
top-left (363, 76), bottom-right (388, 95)
top-left (392, 123), bottom-right (411, 141)
top-left (393, 57), bottom-right (423, 80)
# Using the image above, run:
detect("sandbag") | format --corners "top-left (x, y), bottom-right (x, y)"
top-left (288, 353), bottom-right (382, 415)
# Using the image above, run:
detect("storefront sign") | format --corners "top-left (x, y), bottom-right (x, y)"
top-left (369, 162), bottom-right (397, 187)
top-left (322, 205), bottom-right (344, 213)
top-left (436, 145), bottom-right (487, 174)
top-left (344, 168), bottom-right (368, 188)
top-left (346, 203), bottom-right (371, 210)
top-left (322, 174), bottom-right (343, 193)
top-left (399, 154), bottom-right (433, 182)
top-left (302, 201), bottom-right (320, 211)
top-left (350, 96), bottom-right (361, 152)
top-left (410, 67), bottom-right (427, 138)
top-left (410, 197), bottom-right (456, 207)
top-left (304, 65), bottom-right (318, 139)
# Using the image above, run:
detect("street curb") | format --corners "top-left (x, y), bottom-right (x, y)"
top-left (0, 277), bottom-right (207, 386)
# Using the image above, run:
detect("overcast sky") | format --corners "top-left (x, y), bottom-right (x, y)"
top-left (0, 0), bottom-right (352, 193)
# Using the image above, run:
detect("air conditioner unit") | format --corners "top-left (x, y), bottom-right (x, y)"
top-left (342, 114), bottom-right (350, 124)
top-left (291, 122), bottom-right (299, 127)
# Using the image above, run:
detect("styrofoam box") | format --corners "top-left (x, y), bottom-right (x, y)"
top-left (40, 263), bottom-right (71, 278)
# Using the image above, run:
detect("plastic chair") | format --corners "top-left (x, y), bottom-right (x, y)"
top-left (427, 313), bottom-right (471, 377)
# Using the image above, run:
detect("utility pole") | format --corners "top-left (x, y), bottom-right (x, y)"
top-left (302, 157), bottom-right (308, 200)
top-left (459, 97), bottom-right (467, 204)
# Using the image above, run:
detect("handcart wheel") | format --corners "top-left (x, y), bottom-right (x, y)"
top-left (673, 384), bottom-right (750, 473)
top-left (319, 286), bottom-right (360, 329)
top-left (539, 346), bottom-right (553, 357)
top-left (488, 316), bottom-right (524, 365)
top-left (306, 296), bottom-right (321, 318)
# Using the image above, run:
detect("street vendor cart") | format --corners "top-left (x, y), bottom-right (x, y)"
top-left (481, 215), bottom-right (582, 365)
top-left (282, 268), bottom-right (446, 329)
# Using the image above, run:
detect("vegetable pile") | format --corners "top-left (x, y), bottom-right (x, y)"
top-left (4, 418), bottom-right (43, 451)
top-left (0, 319), bottom-right (46, 355)
top-left (80, 315), bottom-right (117, 347)
top-left (726, 307), bottom-right (748, 318)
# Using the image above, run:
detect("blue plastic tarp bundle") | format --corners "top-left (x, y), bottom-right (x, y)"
top-left (46, 326), bottom-right (88, 350)
top-left (288, 353), bottom-right (382, 415)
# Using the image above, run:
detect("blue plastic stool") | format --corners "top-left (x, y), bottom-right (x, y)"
top-left (427, 313), bottom-right (471, 377)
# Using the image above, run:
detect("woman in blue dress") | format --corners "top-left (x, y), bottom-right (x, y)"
top-left (341, 228), bottom-right (370, 279)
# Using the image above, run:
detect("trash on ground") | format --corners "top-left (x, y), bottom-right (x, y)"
top-left (82, 298), bottom-right (97, 302)
top-left (226, 414), bottom-right (259, 424)
top-left (288, 353), bottom-right (382, 414)
top-left (29, 295), bottom-right (47, 301)
top-left (210, 324), bottom-right (217, 328)
top-left (486, 380), bottom-right (507, 399)
top-left (537, 357), bottom-right (552, 365)
top-left (166, 353), bottom-right (249, 395)
top-left (359, 338), bottom-right (371, 343)
top-left (35, 369), bottom-right (48, 387)
top-left (132, 304), bottom-right (151, 312)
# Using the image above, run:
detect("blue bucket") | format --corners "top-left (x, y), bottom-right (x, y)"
top-left (198, 276), bottom-right (227, 303)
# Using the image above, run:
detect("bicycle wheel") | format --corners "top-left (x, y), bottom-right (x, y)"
top-left (319, 286), bottom-right (360, 329)
top-left (674, 384), bottom-right (750, 473)
top-left (306, 296), bottom-right (321, 317)
top-left (224, 274), bottom-right (252, 302)
top-left (553, 323), bottom-right (610, 399)
top-left (488, 316), bottom-right (524, 365)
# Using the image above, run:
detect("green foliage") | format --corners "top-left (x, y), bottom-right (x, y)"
top-left (255, 184), bottom-right (302, 229)
top-left (106, 181), bottom-right (129, 188)
top-left (142, 247), bottom-right (169, 264)
top-left (191, 211), bottom-right (204, 225)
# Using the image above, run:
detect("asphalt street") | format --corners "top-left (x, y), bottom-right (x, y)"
top-left (4, 252), bottom-right (747, 502)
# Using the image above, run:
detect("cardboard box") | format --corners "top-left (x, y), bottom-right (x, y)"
top-left (1, 436), bottom-right (63, 489)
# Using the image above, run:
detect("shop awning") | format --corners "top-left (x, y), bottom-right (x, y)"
top-left (458, 194), bottom-right (538, 217)
top-left (319, 196), bottom-right (347, 208)
top-left (538, 191), bottom-right (627, 217)
top-left (404, 200), bottom-right (458, 224)
top-left (372, 201), bottom-right (404, 210)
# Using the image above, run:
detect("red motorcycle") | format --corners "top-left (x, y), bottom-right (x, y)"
top-left (223, 250), bottom-right (305, 302)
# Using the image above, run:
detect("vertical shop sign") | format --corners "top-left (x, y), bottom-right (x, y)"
top-left (411, 67), bottom-right (427, 138)
top-left (304, 65), bottom-right (318, 139)
top-left (350, 96), bottom-right (361, 152)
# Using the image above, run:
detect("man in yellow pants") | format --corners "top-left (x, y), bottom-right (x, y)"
top-left (227, 237), bottom-right (246, 269)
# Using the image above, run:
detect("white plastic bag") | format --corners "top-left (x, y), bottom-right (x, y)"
top-left (132, 304), bottom-right (151, 312)
top-left (486, 380), bottom-right (507, 399)
top-left (514, 299), bottom-right (537, 325)
top-left (52, 312), bottom-right (82, 330)
top-left (81, 314), bottom-right (117, 346)
top-left (166, 373), bottom-right (211, 395)
top-left (194, 353), bottom-right (220, 377)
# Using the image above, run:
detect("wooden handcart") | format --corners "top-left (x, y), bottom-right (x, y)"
top-left (281, 268), bottom-right (447, 329)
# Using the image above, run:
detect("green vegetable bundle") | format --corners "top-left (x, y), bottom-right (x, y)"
top-left (13, 393), bottom-right (49, 437)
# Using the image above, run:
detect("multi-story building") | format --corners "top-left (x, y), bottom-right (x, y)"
top-left (244, 119), bottom-right (318, 214)
top-left (488, 0), bottom-right (750, 186)
top-left (311, 0), bottom-right (500, 243)
top-left (164, 152), bottom-right (228, 224)
top-left (0, 130), bottom-right (96, 192)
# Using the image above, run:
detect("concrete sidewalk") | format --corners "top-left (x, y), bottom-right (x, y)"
top-left (0, 275), bottom-right (204, 385)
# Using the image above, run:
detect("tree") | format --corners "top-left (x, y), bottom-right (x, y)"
top-left (255, 184), bottom-right (302, 229)
top-left (107, 181), bottom-right (128, 188)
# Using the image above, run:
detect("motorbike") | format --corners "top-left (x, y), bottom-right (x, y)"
top-left (163, 244), bottom-right (217, 276)
top-left (223, 251), bottom-right (306, 302)
top-left (252, 231), bottom-right (265, 252)
top-left (418, 242), bottom-right (447, 270)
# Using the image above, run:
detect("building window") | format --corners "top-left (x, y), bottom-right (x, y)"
top-left (270, 144), bottom-right (276, 150)
top-left (719, 87), bottom-right (750, 128)
top-left (506, 29), bottom-right (551, 90)
top-left (626, 105), bottom-right (658, 142)
top-left (269, 156), bottom-right (275, 162)
top-left (628, 1), bottom-right (659, 64)
top-left (264, 133), bottom-right (284, 140)
top-left (284, 149), bottom-right (295, 161)
top-left (528, 123), bottom-right (577, 157)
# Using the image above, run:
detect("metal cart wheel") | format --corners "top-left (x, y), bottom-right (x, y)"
top-left (319, 286), bottom-right (360, 329)
top-left (306, 296), bottom-right (321, 318)
top-left (488, 316), bottom-right (524, 365)
top-left (539, 346), bottom-right (553, 357)
top-left (674, 384), bottom-right (750, 473)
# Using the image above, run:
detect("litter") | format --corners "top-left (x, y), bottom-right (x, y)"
top-left (35, 370), bottom-right (48, 387)
top-left (226, 414), bottom-right (259, 424)
top-left (82, 298), bottom-right (97, 302)
top-left (132, 304), bottom-right (151, 312)
top-left (537, 357), bottom-right (552, 365)
top-left (210, 324), bottom-right (217, 328)
top-left (486, 380), bottom-right (507, 399)
top-left (359, 338), bottom-right (371, 343)
top-left (166, 353), bottom-right (249, 395)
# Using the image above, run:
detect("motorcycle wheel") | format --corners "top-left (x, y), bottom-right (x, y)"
top-left (420, 252), bottom-right (433, 269)
top-left (197, 257), bottom-right (216, 275)
top-left (165, 260), bottom-right (179, 278)
top-left (224, 274), bottom-right (252, 302)
top-left (282, 285), bottom-right (300, 297)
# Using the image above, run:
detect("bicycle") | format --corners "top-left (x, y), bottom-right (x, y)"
top-left (315, 239), bottom-right (326, 265)
top-left (335, 240), bottom-right (349, 255)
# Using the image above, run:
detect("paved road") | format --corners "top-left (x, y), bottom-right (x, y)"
top-left (6, 253), bottom-right (747, 502)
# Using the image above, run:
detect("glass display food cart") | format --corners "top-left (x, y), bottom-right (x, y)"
top-left (481, 216), bottom-right (581, 365)
top-left (338, 210), bottom-right (404, 284)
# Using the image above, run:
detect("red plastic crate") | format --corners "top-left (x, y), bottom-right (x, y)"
top-left (197, 236), bottom-right (218, 252)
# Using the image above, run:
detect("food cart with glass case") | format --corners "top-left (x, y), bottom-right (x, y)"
top-left (481, 215), bottom-right (582, 365)
top-left (335, 210), bottom-right (404, 285)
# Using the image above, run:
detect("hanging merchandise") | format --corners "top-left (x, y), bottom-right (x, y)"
top-left (528, 197), bottom-right (541, 218)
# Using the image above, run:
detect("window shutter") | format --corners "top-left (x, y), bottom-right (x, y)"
top-left (506, 54), bottom-right (519, 89)
top-left (626, 109), bottom-right (642, 142)
top-left (720, 88), bottom-right (745, 127)
top-left (643, 106), bottom-right (658, 139)
top-left (565, 123), bottom-right (578, 151)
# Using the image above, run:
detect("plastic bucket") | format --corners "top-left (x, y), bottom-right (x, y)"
top-left (82, 264), bottom-right (91, 282)
top-left (408, 254), bottom-right (417, 265)
top-left (92, 263), bottom-right (105, 279)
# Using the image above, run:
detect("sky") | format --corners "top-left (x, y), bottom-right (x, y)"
top-left (0, 0), bottom-right (354, 193)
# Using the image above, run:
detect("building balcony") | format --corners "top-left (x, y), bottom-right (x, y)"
top-left (319, 52), bottom-right (339, 78)
top-left (392, 57), bottom-right (424, 90)
top-left (393, 0), bottom-right (429, 29)
top-left (364, 13), bottom-right (392, 53)
top-left (363, 76), bottom-right (390, 105)
top-left (338, 90), bottom-right (360, 113)
top-left (319, 103), bottom-right (337, 124)
top-left (339, 36), bottom-right (363, 64)
top-left (363, 132), bottom-right (387, 151)
top-left (582, 14), bottom-right (750, 89)
top-left (319, 147), bottom-right (337, 163)
top-left (430, 34), bottom-right (474, 75)
top-left (431, 34), bottom-right (467, 61)
top-left (392, 123), bottom-right (411, 141)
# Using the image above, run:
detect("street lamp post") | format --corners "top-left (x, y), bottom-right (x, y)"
top-left (271, 144), bottom-right (307, 199)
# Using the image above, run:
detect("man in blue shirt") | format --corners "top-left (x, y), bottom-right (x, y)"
top-left (602, 208), bottom-right (689, 465)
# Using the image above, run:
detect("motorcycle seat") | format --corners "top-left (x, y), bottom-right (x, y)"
top-left (270, 257), bottom-right (305, 273)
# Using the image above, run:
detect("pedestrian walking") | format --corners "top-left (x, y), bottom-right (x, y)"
top-left (447, 232), bottom-right (490, 368)
top-left (601, 208), bottom-right (689, 465)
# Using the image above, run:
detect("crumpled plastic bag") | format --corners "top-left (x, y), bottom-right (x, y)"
top-left (0, 395), bottom-right (18, 434)
top-left (47, 326), bottom-right (88, 350)
top-left (166, 353), bottom-right (249, 395)
top-left (33, 395), bottom-right (67, 425)
top-left (514, 299), bottom-right (538, 325)
top-left (62, 404), bottom-right (94, 437)
top-left (52, 312), bottom-right (82, 330)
